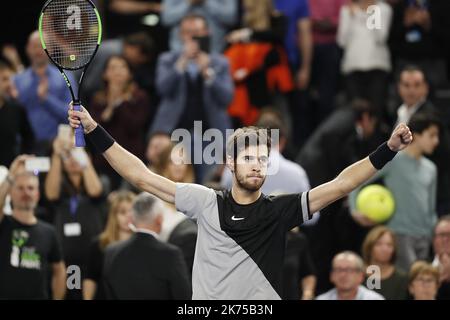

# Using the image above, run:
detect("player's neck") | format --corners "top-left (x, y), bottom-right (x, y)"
top-left (12, 210), bottom-right (37, 225)
top-left (231, 186), bottom-right (261, 205)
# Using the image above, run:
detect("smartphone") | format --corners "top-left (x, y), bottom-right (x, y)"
top-left (25, 157), bottom-right (51, 173)
top-left (193, 35), bottom-right (210, 53)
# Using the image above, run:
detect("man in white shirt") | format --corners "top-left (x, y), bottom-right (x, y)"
top-left (316, 251), bottom-right (384, 300)
top-left (395, 65), bottom-right (434, 126)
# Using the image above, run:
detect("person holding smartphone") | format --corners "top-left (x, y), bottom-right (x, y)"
top-left (44, 135), bottom-right (106, 300)
top-left (149, 13), bottom-right (233, 183)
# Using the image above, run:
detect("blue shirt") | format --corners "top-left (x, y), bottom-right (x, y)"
top-left (14, 65), bottom-right (76, 142)
top-left (274, 0), bottom-right (310, 68)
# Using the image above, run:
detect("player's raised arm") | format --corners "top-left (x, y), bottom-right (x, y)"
top-left (68, 104), bottom-right (176, 203)
top-left (308, 123), bottom-right (413, 214)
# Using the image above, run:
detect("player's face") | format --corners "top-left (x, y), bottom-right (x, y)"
top-left (415, 125), bottom-right (439, 155)
top-left (434, 221), bottom-right (450, 256)
top-left (233, 145), bottom-right (269, 192)
top-left (116, 200), bottom-right (133, 233)
top-left (10, 175), bottom-right (40, 211)
top-left (371, 232), bottom-right (395, 264)
top-left (331, 258), bottom-right (364, 292)
top-left (398, 71), bottom-right (428, 107)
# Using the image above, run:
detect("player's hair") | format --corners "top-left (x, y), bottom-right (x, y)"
top-left (255, 108), bottom-right (287, 145)
top-left (99, 191), bottom-right (136, 250)
top-left (361, 226), bottom-right (397, 265)
top-left (408, 113), bottom-right (441, 135)
top-left (226, 126), bottom-right (271, 161)
top-left (408, 261), bottom-right (439, 286)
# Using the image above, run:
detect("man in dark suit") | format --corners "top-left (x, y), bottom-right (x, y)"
top-left (102, 193), bottom-right (191, 300)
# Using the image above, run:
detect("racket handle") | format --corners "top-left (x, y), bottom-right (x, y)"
top-left (73, 102), bottom-right (86, 147)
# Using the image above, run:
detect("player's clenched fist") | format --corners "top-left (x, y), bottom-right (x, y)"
top-left (387, 123), bottom-right (413, 152)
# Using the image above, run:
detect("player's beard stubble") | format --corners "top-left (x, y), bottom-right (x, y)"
top-left (234, 165), bottom-right (266, 192)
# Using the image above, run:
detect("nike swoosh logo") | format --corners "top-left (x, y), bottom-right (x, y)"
top-left (231, 215), bottom-right (245, 221)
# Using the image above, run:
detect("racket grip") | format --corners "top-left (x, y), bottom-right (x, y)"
top-left (73, 102), bottom-right (86, 147)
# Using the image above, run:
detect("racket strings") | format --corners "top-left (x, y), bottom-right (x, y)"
top-left (41, 0), bottom-right (99, 69)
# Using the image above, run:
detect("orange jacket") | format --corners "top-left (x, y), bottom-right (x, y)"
top-left (224, 42), bottom-right (294, 126)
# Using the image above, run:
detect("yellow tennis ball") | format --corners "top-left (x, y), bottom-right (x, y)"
top-left (356, 184), bottom-right (395, 223)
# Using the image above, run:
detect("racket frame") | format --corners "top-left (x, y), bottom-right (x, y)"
top-left (38, 0), bottom-right (102, 147)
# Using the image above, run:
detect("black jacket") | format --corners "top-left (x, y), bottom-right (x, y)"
top-left (102, 232), bottom-right (191, 300)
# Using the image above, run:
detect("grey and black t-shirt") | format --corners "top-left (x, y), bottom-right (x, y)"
top-left (175, 183), bottom-right (312, 300)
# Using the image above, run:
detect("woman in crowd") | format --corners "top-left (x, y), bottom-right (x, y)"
top-left (362, 226), bottom-right (409, 299)
top-left (83, 191), bottom-right (136, 300)
top-left (409, 261), bottom-right (440, 300)
top-left (90, 55), bottom-right (153, 190)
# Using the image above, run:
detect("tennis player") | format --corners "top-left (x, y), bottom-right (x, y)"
top-left (68, 105), bottom-right (412, 300)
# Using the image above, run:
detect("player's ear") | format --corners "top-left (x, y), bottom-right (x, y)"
top-left (226, 155), bottom-right (234, 173)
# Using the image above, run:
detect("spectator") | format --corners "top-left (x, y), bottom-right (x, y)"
top-left (90, 55), bottom-right (152, 190)
top-left (44, 136), bottom-right (105, 300)
top-left (316, 251), bottom-right (384, 300)
top-left (1, 44), bottom-right (25, 74)
top-left (408, 261), bottom-right (440, 300)
top-left (337, 0), bottom-right (392, 113)
top-left (225, 0), bottom-right (294, 127)
top-left (308, 0), bottom-right (346, 123)
top-left (432, 215), bottom-right (450, 299)
top-left (162, 0), bottom-right (238, 53)
top-left (0, 155), bottom-right (66, 299)
top-left (150, 14), bottom-right (233, 183)
top-left (361, 226), bottom-right (409, 300)
top-left (102, 193), bottom-right (191, 299)
top-left (389, 0), bottom-right (448, 89)
top-left (145, 132), bottom-right (172, 173)
top-left (83, 191), bottom-right (136, 300)
top-left (350, 113), bottom-right (440, 271)
top-left (0, 61), bottom-right (34, 167)
top-left (393, 65), bottom-right (450, 216)
top-left (13, 31), bottom-right (75, 155)
top-left (123, 32), bottom-right (159, 100)
top-left (158, 143), bottom-right (198, 277)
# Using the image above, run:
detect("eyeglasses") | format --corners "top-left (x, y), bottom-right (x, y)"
top-left (435, 232), bottom-right (450, 239)
top-left (332, 267), bottom-right (361, 274)
top-left (413, 277), bottom-right (437, 285)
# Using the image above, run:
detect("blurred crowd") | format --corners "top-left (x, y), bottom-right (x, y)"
top-left (1, 0), bottom-right (450, 300)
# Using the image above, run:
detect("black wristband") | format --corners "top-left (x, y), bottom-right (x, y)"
top-left (86, 125), bottom-right (115, 154)
top-left (369, 142), bottom-right (397, 170)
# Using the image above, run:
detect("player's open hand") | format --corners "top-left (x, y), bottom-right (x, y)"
top-left (387, 123), bottom-right (413, 152)
top-left (68, 102), bottom-right (97, 134)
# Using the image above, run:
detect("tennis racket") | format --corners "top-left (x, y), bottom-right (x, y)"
top-left (38, 0), bottom-right (102, 147)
